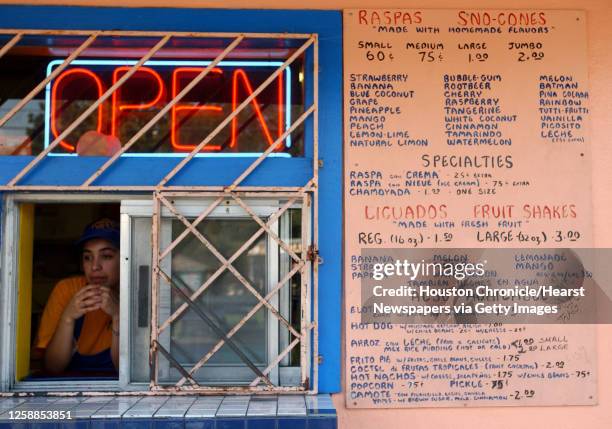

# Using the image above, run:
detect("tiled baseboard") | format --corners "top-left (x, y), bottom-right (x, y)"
top-left (0, 395), bottom-right (337, 429)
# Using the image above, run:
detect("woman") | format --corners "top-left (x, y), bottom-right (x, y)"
top-left (35, 218), bottom-right (120, 375)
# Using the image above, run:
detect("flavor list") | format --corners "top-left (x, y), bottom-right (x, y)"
top-left (344, 9), bottom-right (594, 408)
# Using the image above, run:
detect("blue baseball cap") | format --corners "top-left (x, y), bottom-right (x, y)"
top-left (76, 218), bottom-right (120, 249)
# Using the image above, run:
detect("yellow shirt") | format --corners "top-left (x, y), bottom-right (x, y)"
top-left (36, 276), bottom-right (112, 355)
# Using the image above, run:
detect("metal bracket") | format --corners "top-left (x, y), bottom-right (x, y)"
top-left (307, 245), bottom-right (319, 262)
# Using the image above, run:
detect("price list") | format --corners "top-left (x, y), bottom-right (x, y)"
top-left (344, 9), bottom-right (596, 408)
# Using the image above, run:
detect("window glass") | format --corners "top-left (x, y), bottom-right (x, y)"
top-left (168, 218), bottom-right (267, 369)
top-left (279, 208), bottom-right (302, 367)
top-left (129, 216), bottom-right (153, 383)
top-left (0, 54), bottom-right (47, 155)
top-left (127, 203), bottom-right (302, 386)
top-left (0, 36), bottom-right (305, 157)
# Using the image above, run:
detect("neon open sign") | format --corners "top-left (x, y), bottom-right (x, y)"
top-left (44, 60), bottom-right (295, 157)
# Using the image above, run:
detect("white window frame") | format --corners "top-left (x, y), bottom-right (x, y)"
top-left (0, 193), bottom-right (310, 392)
top-left (120, 198), bottom-right (307, 389)
top-left (0, 193), bottom-right (148, 392)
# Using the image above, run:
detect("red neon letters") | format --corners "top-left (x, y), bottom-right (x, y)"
top-left (50, 65), bottom-right (285, 152)
top-left (231, 69), bottom-right (282, 150)
top-left (111, 67), bottom-right (164, 139)
top-left (171, 67), bottom-right (223, 151)
top-left (51, 68), bottom-right (104, 152)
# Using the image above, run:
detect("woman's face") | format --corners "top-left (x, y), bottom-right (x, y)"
top-left (82, 238), bottom-right (120, 288)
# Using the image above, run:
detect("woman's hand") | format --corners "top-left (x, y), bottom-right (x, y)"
top-left (45, 284), bottom-right (103, 374)
top-left (61, 285), bottom-right (103, 322)
top-left (99, 286), bottom-right (119, 320)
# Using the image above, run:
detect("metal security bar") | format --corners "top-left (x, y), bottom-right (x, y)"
top-left (0, 29), bottom-right (319, 394)
top-left (150, 189), bottom-right (315, 393)
top-left (0, 29), bottom-right (317, 191)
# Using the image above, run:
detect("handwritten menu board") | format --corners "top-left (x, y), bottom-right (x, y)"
top-left (343, 9), bottom-right (596, 408)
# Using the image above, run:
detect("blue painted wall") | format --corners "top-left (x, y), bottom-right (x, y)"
top-left (0, 5), bottom-right (342, 393)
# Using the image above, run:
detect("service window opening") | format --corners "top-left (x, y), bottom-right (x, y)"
top-left (12, 200), bottom-right (305, 388)
top-left (20, 202), bottom-right (120, 381)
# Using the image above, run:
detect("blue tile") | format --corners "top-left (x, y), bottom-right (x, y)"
top-left (60, 422), bottom-right (90, 429)
top-left (122, 419), bottom-right (153, 429)
top-left (305, 396), bottom-right (336, 418)
top-left (278, 418), bottom-right (306, 429)
top-left (307, 418), bottom-right (336, 429)
top-left (306, 408), bottom-right (336, 416)
top-left (154, 419), bottom-right (184, 429)
top-left (0, 423), bottom-right (27, 429)
top-left (30, 423), bottom-right (59, 429)
top-left (184, 420), bottom-right (214, 429)
top-left (246, 418), bottom-right (276, 429)
top-left (215, 419), bottom-right (245, 429)
top-left (90, 420), bottom-right (121, 429)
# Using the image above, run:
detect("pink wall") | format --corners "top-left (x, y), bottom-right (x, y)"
top-left (2, 0), bottom-right (610, 427)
